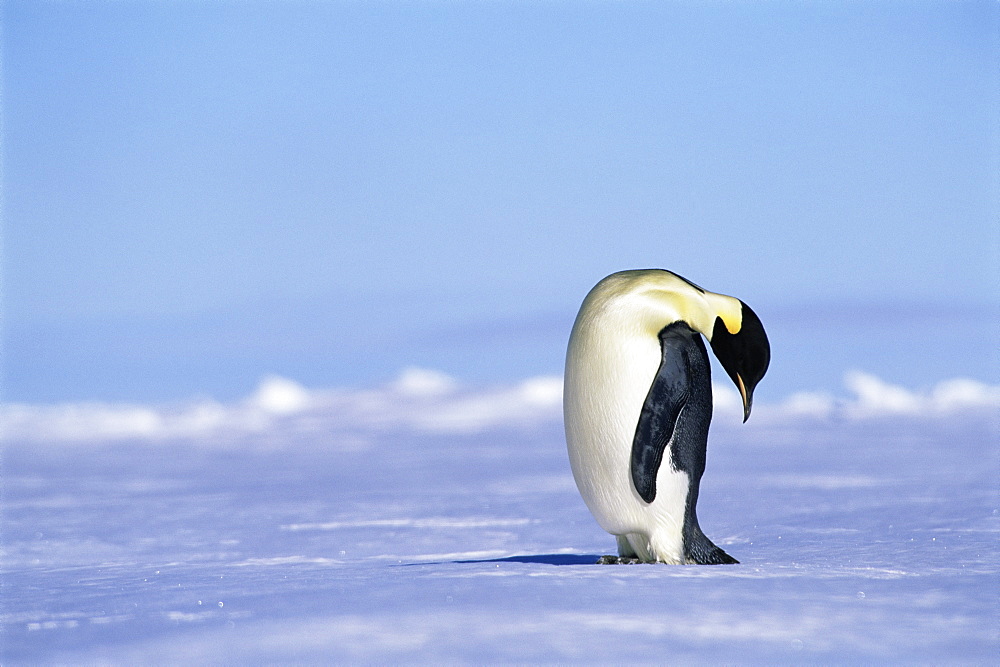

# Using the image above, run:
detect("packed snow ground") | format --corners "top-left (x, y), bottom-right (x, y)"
top-left (2, 370), bottom-right (997, 663)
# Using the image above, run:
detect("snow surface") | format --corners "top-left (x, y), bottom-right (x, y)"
top-left (2, 370), bottom-right (998, 663)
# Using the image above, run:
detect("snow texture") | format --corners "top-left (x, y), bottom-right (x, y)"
top-left (2, 369), bottom-right (998, 663)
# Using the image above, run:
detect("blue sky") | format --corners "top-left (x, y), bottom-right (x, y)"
top-left (3, 1), bottom-right (997, 403)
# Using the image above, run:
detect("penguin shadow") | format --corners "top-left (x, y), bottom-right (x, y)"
top-left (453, 553), bottom-right (602, 566)
top-left (399, 553), bottom-right (602, 567)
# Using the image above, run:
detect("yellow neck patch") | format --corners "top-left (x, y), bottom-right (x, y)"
top-left (703, 291), bottom-right (743, 336)
top-left (719, 312), bottom-right (741, 335)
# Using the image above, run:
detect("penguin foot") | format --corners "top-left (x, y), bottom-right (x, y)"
top-left (597, 555), bottom-right (643, 564)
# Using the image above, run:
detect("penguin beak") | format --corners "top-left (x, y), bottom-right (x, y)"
top-left (737, 374), bottom-right (752, 423)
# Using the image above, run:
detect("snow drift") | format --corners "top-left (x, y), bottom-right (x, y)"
top-left (1, 368), bottom-right (996, 445)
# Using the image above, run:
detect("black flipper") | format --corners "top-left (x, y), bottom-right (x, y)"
top-left (630, 321), bottom-right (739, 565)
top-left (630, 323), bottom-right (696, 504)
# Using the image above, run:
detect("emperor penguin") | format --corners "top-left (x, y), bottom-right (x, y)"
top-left (564, 269), bottom-right (770, 564)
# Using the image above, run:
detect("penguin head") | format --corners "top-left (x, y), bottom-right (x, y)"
top-left (709, 301), bottom-right (770, 422)
top-left (573, 269), bottom-right (770, 423)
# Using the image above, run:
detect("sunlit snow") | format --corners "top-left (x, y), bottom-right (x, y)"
top-left (2, 370), bottom-right (997, 663)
